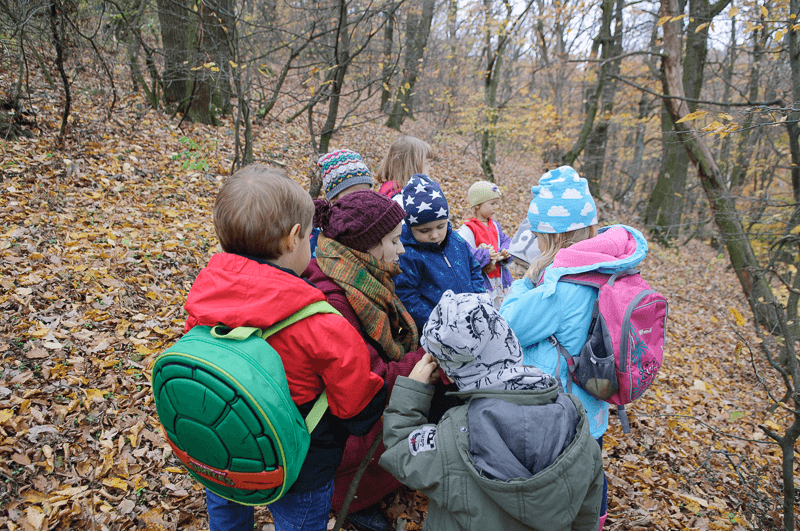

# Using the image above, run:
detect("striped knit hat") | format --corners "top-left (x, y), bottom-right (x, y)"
top-left (318, 149), bottom-right (374, 200)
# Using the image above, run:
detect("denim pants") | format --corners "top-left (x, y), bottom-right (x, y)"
top-left (596, 436), bottom-right (608, 516)
top-left (206, 479), bottom-right (335, 531)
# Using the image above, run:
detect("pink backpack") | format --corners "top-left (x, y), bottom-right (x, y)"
top-left (550, 269), bottom-right (668, 432)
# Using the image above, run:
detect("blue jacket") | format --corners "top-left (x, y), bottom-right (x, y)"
top-left (499, 225), bottom-right (649, 438)
top-left (395, 222), bottom-right (485, 331)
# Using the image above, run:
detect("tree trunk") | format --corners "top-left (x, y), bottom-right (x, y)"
top-left (580, 0), bottom-right (624, 196)
top-left (157, 0), bottom-right (216, 124)
top-left (50, 0), bottom-right (70, 146)
top-left (646, 0), bottom-right (730, 240)
top-left (201, 0), bottom-right (235, 115)
top-left (615, 20), bottom-right (659, 202)
top-left (385, 0), bottom-right (435, 130)
top-left (659, 0), bottom-right (777, 336)
top-left (157, 0), bottom-right (190, 106)
top-left (715, 17), bottom-right (736, 174)
top-left (478, 0), bottom-right (534, 181)
top-left (786, 0), bottom-right (800, 216)
top-left (308, 0), bottom-right (351, 198)
top-left (560, 0), bottom-right (613, 171)
top-left (380, 7), bottom-right (395, 113)
top-left (729, 24), bottom-right (768, 191)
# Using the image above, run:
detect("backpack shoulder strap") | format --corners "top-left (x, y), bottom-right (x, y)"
top-left (260, 300), bottom-right (342, 339)
top-left (208, 300), bottom-right (342, 434)
top-left (208, 301), bottom-right (342, 340)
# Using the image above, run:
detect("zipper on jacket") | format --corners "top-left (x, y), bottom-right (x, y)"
top-left (442, 255), bottom-right (466, 292)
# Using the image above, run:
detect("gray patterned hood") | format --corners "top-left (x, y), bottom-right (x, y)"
top-left (421, 290), bottom-right (551, 391)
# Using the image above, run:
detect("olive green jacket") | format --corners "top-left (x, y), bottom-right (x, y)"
top-left (380, 377), bottom-right (603, 531)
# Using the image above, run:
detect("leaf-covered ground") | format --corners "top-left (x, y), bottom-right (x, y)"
top-left (0, 84), bottom-right (795, 531)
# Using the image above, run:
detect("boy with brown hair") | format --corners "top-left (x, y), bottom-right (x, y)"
top-left (184, 164), bottom-right (387, 531)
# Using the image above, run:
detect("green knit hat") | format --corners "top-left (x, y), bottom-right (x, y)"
top-left (467, 181), bottom-right (502, 207)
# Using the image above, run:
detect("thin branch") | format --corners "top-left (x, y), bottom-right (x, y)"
top-left (610, 73), bottom-right (782, 107)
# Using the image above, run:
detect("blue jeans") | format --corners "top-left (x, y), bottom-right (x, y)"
top-left (596, 436), bottom-right (608, 516)
top-left (206, 479), bottom-right (335, 531)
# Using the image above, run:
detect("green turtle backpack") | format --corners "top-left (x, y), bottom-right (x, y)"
top-left (152, 301), bottom-right (340, 505)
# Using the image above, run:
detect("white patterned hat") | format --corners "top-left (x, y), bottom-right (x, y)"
top-left (527, 166), bottom-right (597, 234)
top-left (421, 291), bottom-right (550, 391)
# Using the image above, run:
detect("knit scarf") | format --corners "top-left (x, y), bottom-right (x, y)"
top-left (315, 234), bottom-right (419, 361)
top-left (464, 218), bottom-right (501, 278)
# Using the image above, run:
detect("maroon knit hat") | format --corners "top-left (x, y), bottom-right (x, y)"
top-left (313, 190), bottom-right (406, 252)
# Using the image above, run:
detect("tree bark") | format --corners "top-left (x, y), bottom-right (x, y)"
top-left (659, 0), bottom-right (776, 332)
top-left (645, 0), bottom-right (730, 240)
top-left (786, 0), bottom-right (800, 215)
top-left (479, 0), bottom-right (535, 180)
top-left (157, 0), bottom-right (190, 106)
top-left (576, 0), bottom-right (624, 196)
top-left (380, 7), bottom-right (396, 113)
top-left (729, 23), bottom-right (768, 191)
top-left (50, 0), bottom-right (70, 146)
top-left (385, 0), bottom-right (435, 130)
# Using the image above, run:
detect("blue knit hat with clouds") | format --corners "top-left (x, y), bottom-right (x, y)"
top-left (527, 166), bottom-right (597, 234)
top-left (402, 174), bottom-right (449, 226)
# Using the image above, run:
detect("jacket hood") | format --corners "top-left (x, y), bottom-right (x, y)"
top-left (400, 221), bottom-right (452, 253)
top-left (184, 253), bottom-right (326, 330)
top-left (451, 384), bottom-right (594, 521)
top-left (538, 224), bottom-right (648, 299)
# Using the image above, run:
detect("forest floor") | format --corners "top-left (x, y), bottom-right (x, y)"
top-left (0, 83), bottom-right (796, 531)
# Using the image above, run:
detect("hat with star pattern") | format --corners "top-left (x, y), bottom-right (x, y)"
top-left (402, 173), bottom-right (449, 227)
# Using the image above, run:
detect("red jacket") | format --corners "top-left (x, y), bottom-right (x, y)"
top-left (184, 253), bottom-right (384, 419)
top-left (304, 259), bottom-right (425, 513)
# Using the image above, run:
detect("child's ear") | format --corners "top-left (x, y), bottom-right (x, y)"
top-left (284, 224), bottom-right (302, 253)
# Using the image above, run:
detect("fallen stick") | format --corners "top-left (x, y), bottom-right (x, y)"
top-left (332, 433), bottom-right (383, 531)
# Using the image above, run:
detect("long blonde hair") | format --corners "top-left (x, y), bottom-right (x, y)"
top-left (376, 135), bottom-right (433, 187)
top-left (525, 226), bottom-right (598, 284)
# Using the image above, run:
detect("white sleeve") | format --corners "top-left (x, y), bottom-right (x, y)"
top-left (456, 225), bottom-right (477, 248)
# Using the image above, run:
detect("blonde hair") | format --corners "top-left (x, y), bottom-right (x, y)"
top-left (213, 164), bottom-right (314, 259)
top-left (376, 135), bottom-right (433, 187)
top-left (525, 226), bottom-right (598, 283)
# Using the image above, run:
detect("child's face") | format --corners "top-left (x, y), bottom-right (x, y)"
top-left (476, 199), bottom-right (500, 220)
top-left (410, 219), bottom-right (448, 245)
top-left (368, 223), bottom-right (405, 264)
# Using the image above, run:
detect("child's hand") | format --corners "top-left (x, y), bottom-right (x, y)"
top-left (499, 249), bottom-right (510, 259)
top-left (408, 353), bottom-right (439, 384)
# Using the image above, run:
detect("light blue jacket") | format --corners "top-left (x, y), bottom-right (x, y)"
top-left (499, 225), bottom-right (649, 438)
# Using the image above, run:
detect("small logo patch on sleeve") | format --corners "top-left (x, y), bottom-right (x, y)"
top-left (408, 426), bottom-right (437, 456)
